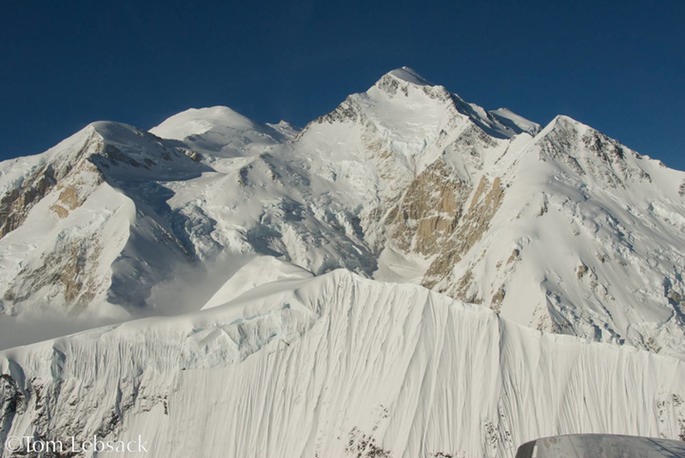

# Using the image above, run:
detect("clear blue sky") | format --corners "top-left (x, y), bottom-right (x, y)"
top-left (1, 1), bottom-right (684, 170)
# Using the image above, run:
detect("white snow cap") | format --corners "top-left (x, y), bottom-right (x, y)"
top-left (491, 107), bottom-right (542, 135)
top-left (150, 105), bottom-right (256, 141)
top-left (386, 66), bottom-right (432, 86)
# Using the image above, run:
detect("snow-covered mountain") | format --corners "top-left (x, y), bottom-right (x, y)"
top-left (1, 66), bottom-right (683, 358)
top-left (1, 66), bottom-right (684, 456)
top-left (1, 266), bottom-right (684, 457)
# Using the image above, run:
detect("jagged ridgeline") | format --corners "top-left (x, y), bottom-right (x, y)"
top-left (0, 67), bottom-right (684, 456)
top-left (1, 270), bottom-right (684, 457)
top-left (1, 67), bottom-right (683, 357)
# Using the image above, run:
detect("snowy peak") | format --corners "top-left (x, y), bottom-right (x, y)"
top-left (490, 107), bottom-right (541, 136)
top-left (385, 66), bottom-right (433, 86)
top-left (150, 106), bottom-right (284, 158)
top-left (150, 106), bottom-right (257, 140)
top-left (371, 68), bottom-right (449, 102)
top-left (311, 67), bottom-right (535, 142)
top-left (2, 65), bottom-right (685, 458)
top-left (266, 120), bottom-right (299, 140)
top-left (372, 68), bottom-right (539, 138)
top-left (80, 121), bottom-right (210, 181)
top-left (535, 114), bottom-right (611, 142)
top-left (539, 114), bottom-right (588, 136)
top-left (24, 120), bottom-right (203, 176)
top-left (528, 113), bottom-right (659, 189)
top-left (303, 68), bottom-right (538, 170)
top-left (1, 66), bottom-right (684, 363)
top-left (368, 67), bottom-right (435, 99)
top-left (0, 119), bottom-right (213, 329)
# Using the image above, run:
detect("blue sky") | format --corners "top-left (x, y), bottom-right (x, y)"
top-left (1, 1), bottom-right (684, 170)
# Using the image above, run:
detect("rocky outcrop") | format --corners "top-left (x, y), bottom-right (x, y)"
top-left (423, 176), bottom-right (505, 294)
top-left (0, 374), bottom-right (25, 448)
top-left (3, 237), bottom-right (104, 314)
top-left (385, 160), bottom-right (470, 255)
top-left (2, 67), bottom-right (684, 362)
top-left (49, 161), bottom-right (103, 219)
top-left (0, 132), bottom-right (105, 239)
top-left (0, 165), bottom-right (57, 238)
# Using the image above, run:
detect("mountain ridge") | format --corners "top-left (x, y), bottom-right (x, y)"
top-left (0, 67), bottom-right (683, 360)
top-left (1, 268), bottom-right (683, 457)
top-left (1, 67), bottom-right (685, 458)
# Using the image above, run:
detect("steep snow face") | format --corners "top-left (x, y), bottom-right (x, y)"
top-left (0, 271), bottom-right (683, 458)
top-left (289, 68), bottom-right (536, 256)
top-left (387, 66), bottom-right (433, 85)
top-left (0, 121), bottom-right (213, 343)
top-left (1, 67), bottom-right (684, 361)
top-left (424, 115), bottom-right (685, 359)
top-left (149, 106), bottom-right (289, 161)
top-left (490, 108), bottom-right (541, 136)
top-left (150, 106), bottom-right (258, 139)
top-left (0, 100), bottom-right (380, 347)
top-left (201, 256), bottom-right (313, 309)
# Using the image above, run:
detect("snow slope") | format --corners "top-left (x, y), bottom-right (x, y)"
top-left (201, 255), bottom-right (313, 309)
top-left (421, 115), bottom-right (685, 359)
top-left (0, 122), bottom-right (211, 330)
top-left (1, 270), bottom-right (684, 458)
top-left (0, 67), bottom-right (684, 363)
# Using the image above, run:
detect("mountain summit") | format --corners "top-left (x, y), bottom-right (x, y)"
top-left (1, 68), bottom-right (683, 357)
top-left (385, 66), bottom-right (433, 85)
top-left (0, 67), bottom-right (684, 457)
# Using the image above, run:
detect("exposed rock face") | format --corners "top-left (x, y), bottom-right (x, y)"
top-left (1, 68), bottom-right (684, 361)
top-left (423, 176), bottom-right (505, 293)
top-left (0, 166), bottom-right (57, 238)
top-left (3, 238), bottom-right (104, 314)
top-left (0, 373), bottom-right (25, 447)
top-left (0, 123), bottom-right (217, 320)
top-left (0, 133), bottom-right (109, 239)
top-left (49, 161), bottom-right (104, 219)
top-left (385, 160), bottom-right (469, 255)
